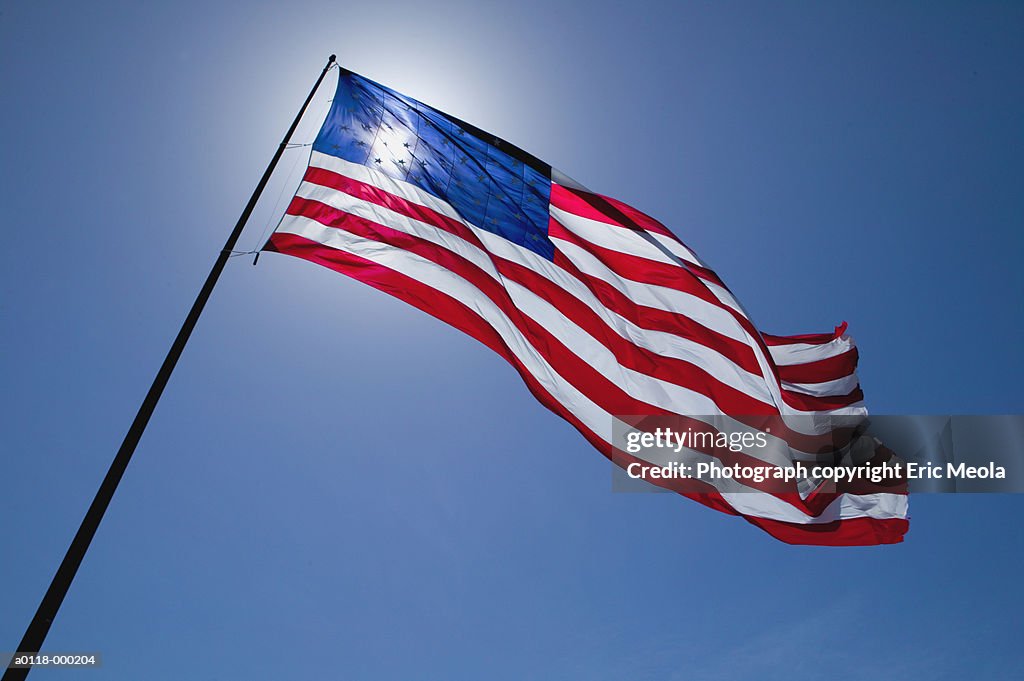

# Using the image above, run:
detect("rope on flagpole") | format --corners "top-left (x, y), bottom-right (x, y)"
top-left (250, 74), bottom-right (338, 261)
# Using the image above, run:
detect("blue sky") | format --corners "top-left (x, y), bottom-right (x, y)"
top-left (2, 1), bottom-right (1022, 679)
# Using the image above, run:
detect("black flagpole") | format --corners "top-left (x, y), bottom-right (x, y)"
top-left (3, 54), bottom-right (337, 681)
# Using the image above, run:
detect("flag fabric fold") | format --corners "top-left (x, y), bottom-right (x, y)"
top-left (265, 66), bottom-right (908, 545)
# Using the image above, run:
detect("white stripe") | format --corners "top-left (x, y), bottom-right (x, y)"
top-left (649, 231), bottom-right (705, 267)
top-left (310, 151), bottom-right (466, 223)
top-left (721, 491), bottom-right (906, 524)
top-left (548, 184), bottom-right (705, 267)
top-left (768, 338), bottom-right (856, 366)
top-left (783, 374), bottom-right (860, 398)
top-left (549, 203), bottom-right (682, 265)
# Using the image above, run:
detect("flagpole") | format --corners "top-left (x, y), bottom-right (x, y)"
top-left (3, 54), bottom-right (337, 681)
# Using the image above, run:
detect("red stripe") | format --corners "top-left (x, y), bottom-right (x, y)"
top-left (550, 183), bottom-right (681, 241)
top-left (780, 385), bottom-right (863, 411)
top-left (775, 348), bottom-right (859, 385)
top-left (746, 515), bottom-right (907, 546)
top-left (762, 322), bottom-right (850, 346)
top-left (682, 261), bottom-right (728, 289)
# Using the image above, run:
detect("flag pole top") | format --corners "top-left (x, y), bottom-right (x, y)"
top-left (328, 54), bottom-right (336, 64)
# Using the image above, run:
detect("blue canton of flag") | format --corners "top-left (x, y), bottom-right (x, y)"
top-left (315, 68), bottom-right (555, 259)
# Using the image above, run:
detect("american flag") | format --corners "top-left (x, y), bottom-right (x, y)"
top-left (265, 66), bottom-right (908, 545)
